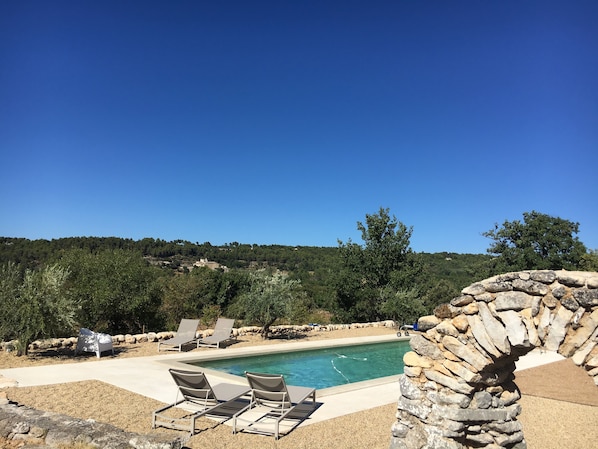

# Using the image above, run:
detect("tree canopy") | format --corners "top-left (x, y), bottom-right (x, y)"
top-left (483, 211), bottom-right (587, 271)
top-left (335, 207), bottom-right (423, 323)
top-left (229, 270), bottom-right (308, 337)
top-left (0, 262), bottom-right (75, 355)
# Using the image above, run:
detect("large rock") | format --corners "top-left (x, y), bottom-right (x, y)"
top-left (477, 302), bottom-right (510, 354)
top-left (441, 335), bottom-right (490, 372)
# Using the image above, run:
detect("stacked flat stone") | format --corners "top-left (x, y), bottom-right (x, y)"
top-left (391, 270), bottom-right (598, 449)
top-left (0, 320), bottom-right (398, 352)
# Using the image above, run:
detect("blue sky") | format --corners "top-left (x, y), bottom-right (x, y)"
top-left (1, 1), bottom-right (597, 254)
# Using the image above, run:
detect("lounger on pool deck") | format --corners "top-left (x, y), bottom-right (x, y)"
top-left (157, 318), bottom-right (200, 352)
top-left (152, 369), bottom-right (250, 435)
top-left (233, 371), bottom-right (317, 439)
top-left (197, 317), bottom-right (236, 348)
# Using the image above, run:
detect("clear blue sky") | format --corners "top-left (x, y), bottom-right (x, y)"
top-left (1, 1), bottom-right (597, 254)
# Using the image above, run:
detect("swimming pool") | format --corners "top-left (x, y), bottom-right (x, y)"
top-left (185, 340), bottom-right (410, 390)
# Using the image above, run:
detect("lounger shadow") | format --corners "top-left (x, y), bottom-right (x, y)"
top-left (233, 371), bottom-right (317, 439)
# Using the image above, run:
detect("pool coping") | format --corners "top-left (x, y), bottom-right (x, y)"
top-left (158, 333), bottom-right (409, 396)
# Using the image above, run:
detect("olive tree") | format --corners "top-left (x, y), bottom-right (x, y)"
top-left (229, 270), bottom-right (308, 338)
top-left (0, 262), bottom-right (75, 355)
top-left (483, 211), bottom-right (587, 272)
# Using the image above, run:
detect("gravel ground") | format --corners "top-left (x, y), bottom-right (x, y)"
top-left (2, 327), bottom-right (598, 448)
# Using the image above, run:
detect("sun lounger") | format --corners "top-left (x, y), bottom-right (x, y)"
top-left (152, 369), bottom-right (250, 435)
top-left (157, 318), bottom-right (200, 352)
top-left (197, 317), bottom-right (236, 349)
top-left (233, 371), bottom-right (316, 439)
top-left (74, 328), bottom-right (114, 358)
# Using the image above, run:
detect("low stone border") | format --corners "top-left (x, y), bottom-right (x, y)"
top-left (1, 321), bottom-right (397, 353)
top-left (0, 397), bottom-right (182, 449)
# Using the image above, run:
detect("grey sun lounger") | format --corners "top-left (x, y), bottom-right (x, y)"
top-left (157, 318), bottom-right (200, 352)
top-left (197, 317), bottom-right (236, 349)
top-left (152, 369), bottom-right (250, 435)
top-left (233, 371), bottom-right (316, 439)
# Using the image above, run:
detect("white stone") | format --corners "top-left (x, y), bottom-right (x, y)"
top-left (497, 310), bottom-right (529, 348)
top-left (441, 335), bottom-right (490, 372)
top-left (494, 291), bottom-right (534, 311)
top-left (478, 302), bottom-right (510, 354)
top-left (544, 306), bottom-right (575, 352)
top-left (467, 314), bottom-right (501, 358)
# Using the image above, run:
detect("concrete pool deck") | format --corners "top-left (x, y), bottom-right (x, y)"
top-left (0, 335), bottom-right (565, 428)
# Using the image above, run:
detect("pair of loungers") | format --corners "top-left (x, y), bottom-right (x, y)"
top-left (152, 369), bottom-right (316, 439)
top-left (157, 317), bottom-right (236, 352)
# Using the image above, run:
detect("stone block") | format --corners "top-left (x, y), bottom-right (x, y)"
top-left (467, 314), bottom-right (501, 358)
top-left (536, 306), bottom-right (553, 342)
top-left (494, 430), bottom-right (525, 447)
top-left (571, 339), bottom-right (596, 366)
top-left (462, 283), bottom-right (486, 296)
top-left (484, 282), bottom-right (513, 293)
top-left (409, 334), bottom-right (444, 360)
top-left (512, 278), bottom-right (549, 296)
top-left (471, 391), bottom-right (492, 409)
top-left (557, 271), bottom-right (590, 287)
top-left (478, 302), bottom-right (510, 354)
top-left (403, 365), bottom-right (423, 378)
top-left (529, 270), bottom-right (557, 283)
top-left (396, 396), bottom-right (431, 420)
top-left (465, 432), bottom-right (495, 445)
top-left (399, 375), bottom-right (423, 400)
top-left (451, 295), bottom-right (474, 307)
top-left (499, 386), bottom-right (521, 407)
top-left (426, 390), bottom-right (471, 408)
top-left (494, 291), bottom-right (534, 311)
top-left (573, 288), bottom-right (598, 307)
top-left (520, 315), bottom-right (540, 347)
top-left (418, 315), bottom-right (441, 331)
top-left (443, 359), bottom-right (480, 383)
top-left (433, 403), bottom-right (520, 423)
top-left (424, 369), bottom-right (474, 395)
top-left (451, 314), bottom-right (469, 332)
top-left (498, 310), bottom-right (529, 348)
top-left (462, 302), bottom-right (479, 315)
top-left (403, 351), bottom-right (433, 369)
top-left (442, 335), bottom-right (490, 372)
top-left (544, 306), bottom-right (574, 351)
top-left (559, 313), bottom-right (598, 357)
top-left (474, 292), bottom-right (495, 303)
top-left (436, 321), bottom-right (459, 338)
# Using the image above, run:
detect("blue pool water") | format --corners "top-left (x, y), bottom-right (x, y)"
top-left (188, 340), bottom-right (410, 390)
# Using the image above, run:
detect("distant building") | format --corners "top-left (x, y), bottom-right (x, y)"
top-left (192, 258), bottom-right (228, 272)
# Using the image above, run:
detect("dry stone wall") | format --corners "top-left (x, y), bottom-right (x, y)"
top-left (390, 270), bottom-right (598, 449)
top-left (0, 399), bottom-right (182, 449)
top-left (0, 321), bottom-right (396, 353)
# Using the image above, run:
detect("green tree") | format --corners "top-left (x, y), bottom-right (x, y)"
top-left (335, 207), bottom-right (423, 322)
top-left (0, 262), bottom-right (75, 355)
top-left (379, 287), bottom-right (426, 326)
top-left (580, 249), bottom-right (598, 271)
top-left (420, 279), bottom-right (460, 312)
top-left (57, 249), bottom-right (163, 334)
top-left (229, 270), bottom-right (308, 338)
top-left (483, 211), bottom-right (587, 272)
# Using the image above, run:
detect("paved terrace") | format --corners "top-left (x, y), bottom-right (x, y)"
top-left (0, 335), bottom-right (564, 427)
